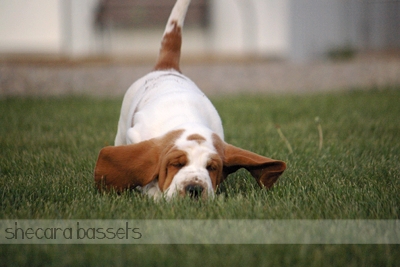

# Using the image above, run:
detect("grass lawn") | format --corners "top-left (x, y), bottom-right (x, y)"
top-left (0, 88), bottom-right (399, 266)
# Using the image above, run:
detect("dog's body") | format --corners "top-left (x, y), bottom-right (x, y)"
top-left (114, 70), bottom-right (224, 198)
top-left (114, 70), bottom-right (223, 146)
top-left (94, 0), bottom-right (286, 199)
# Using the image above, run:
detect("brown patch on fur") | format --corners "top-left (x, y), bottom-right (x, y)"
top-left (159, 149), bottom-right (188, 192)
top-left (94, 129), bottom-right (184, 192)
top-left (212, 134), bottom-right (225, 157)
top-left (212, 133), bottom-right (286, 189)
top-left (154, 21), bottom-right (182, 72)
top-left (187, 134), bottom-right (206, 144)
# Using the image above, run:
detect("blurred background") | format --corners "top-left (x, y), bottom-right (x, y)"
top-left (0, 0), bottom-right (400, 96)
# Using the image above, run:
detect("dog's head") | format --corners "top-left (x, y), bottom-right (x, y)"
top-left (94, 129), bottom-right (286, 199)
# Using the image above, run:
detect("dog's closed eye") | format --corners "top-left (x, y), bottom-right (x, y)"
top-left (170, 162), bottom-right (186, 169)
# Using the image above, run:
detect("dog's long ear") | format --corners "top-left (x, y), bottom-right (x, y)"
top-left (94, 130), bottom-right (183, 192)
top-left (218, 139), bottom-right (286, 189)
top-left (223, 144), bottom-right (286, 188)
top-left (94, 140), bottom-right (160, 192)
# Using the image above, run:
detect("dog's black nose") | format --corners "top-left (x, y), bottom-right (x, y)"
top-left (185, 184), bottom-right (204, 199)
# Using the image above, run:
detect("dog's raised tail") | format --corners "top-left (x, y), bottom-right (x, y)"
top-left (154, 0), bottom-right (191, 72)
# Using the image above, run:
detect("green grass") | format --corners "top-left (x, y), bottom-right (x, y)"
top-left (1, 88), bottom-right (400, 266)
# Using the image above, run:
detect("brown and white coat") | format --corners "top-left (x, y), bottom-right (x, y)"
top-left (94, 0), bottom-right (286, 199)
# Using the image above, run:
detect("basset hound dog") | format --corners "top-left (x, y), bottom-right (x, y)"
top-left (94, 0), bottom-right (286, 199)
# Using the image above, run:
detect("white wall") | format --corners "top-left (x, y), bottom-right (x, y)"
top-left (0, 0), bottom-right (63, 54)
top-left (1, 0), bottom-right (398, 61)
top-left (101, 0), bottom-right (291, 58)
top-left (0, 0), bottom-right (100, 57)
top-left (63, 0), bottom-right (101, 57)
top-left (288, 0), bottom-right (346, 61)
top-left (255, 0), bottom-right (289, 57)
top-left (287, 0), bottom-right (400, 61)
top-left (210, 0), bottom-right (289, 57)
top-left (105, 27), bottom-right (208, 59)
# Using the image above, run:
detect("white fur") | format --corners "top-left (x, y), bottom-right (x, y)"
top-left (114, 70), bottom-right (224, 199)
top-left (115, 70), bottom-right (223, 145)
top-left (164, 0), bottom-right (191, 33)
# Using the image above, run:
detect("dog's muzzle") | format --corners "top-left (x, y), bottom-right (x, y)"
top-left (181, 180), bottom-right (208, 199)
